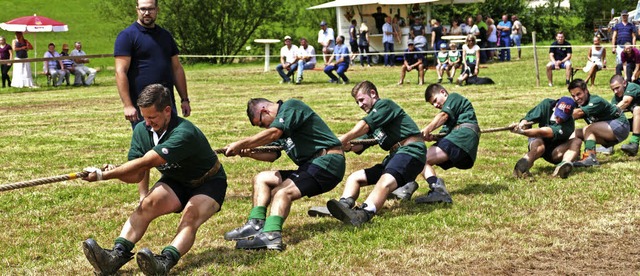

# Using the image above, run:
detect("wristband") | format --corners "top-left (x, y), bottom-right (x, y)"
top-left (181, 98), bottom-right (190, 103)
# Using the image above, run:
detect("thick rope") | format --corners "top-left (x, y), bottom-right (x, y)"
top-left (0, 172), bottom-right (88, 192)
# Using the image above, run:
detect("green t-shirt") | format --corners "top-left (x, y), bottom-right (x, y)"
top-left (129, 116), bottom-right (225, 184)
top-left (611, 82), bottom-right (640, 111)
top-left (580, 94), bottom-right (627, 125)
top-left (437, 51), bottom-right (448, 63)
top-left (448, 50), bottom-right (460, 63)
top-left (523, 98), bottom-right (574, 143)
top-left (269, 99), bottom-right (345, 178)
top-left (362, 99), bottom-right (426, 163)
top-left (438, 92), bottom-right (480, 161)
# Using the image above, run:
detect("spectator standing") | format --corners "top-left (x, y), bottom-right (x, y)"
top-left (449, 19), bottom-right (462, 35)
top-left (611, 10), bottom-right (637, 67)
top-left (371, 6), bottom-right (388, 34)
top-left (382, 16), bottom-right (395, 67)
top-left (0, 36), bottom-right (12, 88)
top-left (70, 41), bottom-right (98, 86)
top-left (511, 15), bottom-right (523, 60)
top-left (318, 20), bottom-right (335, 64)
top-left (617, 43), bottom-right (640, 82)
top-left (546, 31), bottom-right (572, 87)
top-left (476, 14), bottom-right (488, 63)
top-left (349, 20), bottom-right (359, 64)
top-left (275, 36), bottom-right (298, 84)
top-left (430, 19), bottom-right (445, 52)
top-left (486, 18), bottom-right (498, 61)
top-left (43, 43), bottom-right (65, 87)
top-left (10, 32), bottom-right (34, 88)
top-left (497, 14), bottom-right (512, 61)
top-left (358, 23), bottom-right (372, 67)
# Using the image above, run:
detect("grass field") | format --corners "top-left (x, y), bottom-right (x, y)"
top-left (0, 43), bottom-right (639, 275)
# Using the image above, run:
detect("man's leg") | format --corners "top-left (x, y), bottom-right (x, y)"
top-left (287, 63), bottom-right (298, 79)
top-left (418, 64), bottom-right (425, 84)
top-left (86, 67), bottom-right (97, 85)
top-left (626, 63), bottom-right (635, 82)
top-left (546, 63), bottom-right (554, 86)
top-left (551, 138), bottom-right (582, 178)
top-left (513, 138), bottom-right (545, 178)
top-left (224, 170), bottom-right (281, 241)
top-left (621, 108), bottom-right (640, 156)
top-left (415, 146), bottom-right (453, 204)
top-left (83, 183), bottom-right (181, 275)
top-left (336, 63), bottom-right (349, 83)
top-left (565, 62), bottom-right (572, 85)
top-left (296, 60), bottom-right (304, 83)
top-left (574, 122), bottom-right (618, 167)
top-left (137, 194), bottom-right (219, 275)
top-left (275, 64), bottom-right (289, 82)
top-left (324, 65), bottom-right (339, 82)
top-left (399, 65), bottom-right (408, 84)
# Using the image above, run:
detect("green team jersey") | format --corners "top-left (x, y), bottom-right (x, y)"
top-left (269, 99), bottom-right (345, 178)
top-left (362, 99), bottom-right (426, 163)
top-left (437, 51), bottom-right (448, 63)
top-left (438, 93), bottom-right (480, 161)
top-left (611, 82), bottom-right (640, 111)
top-left (580, 94), bottom-right (627, 125)
top-left (129, 115), bottom-right (225, 184)
top-left (448, 50), bottom-right (460, 63)
top-left (522, 98), bottom-right (574, 142)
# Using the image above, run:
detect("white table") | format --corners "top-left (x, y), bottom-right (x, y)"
top-left (254, 39), bottom-right (280, 72)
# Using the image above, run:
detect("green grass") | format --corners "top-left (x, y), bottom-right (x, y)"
top-left (0, 45), bottom-right (639, 274)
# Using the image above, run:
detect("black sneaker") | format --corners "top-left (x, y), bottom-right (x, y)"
top-left (235, 231), bottom-right (286, 251)
top-left (136, 248), bottom-right (177, 276)
top-left (388, 181), bottom-right (419, 201)
top-left (448, 77), bottom-right (453, 83)
top-left (437, 78), bottom-right (442, 83)
top-left (512, 158), bottom-right (530, 178)
top-left (223, 219), bottom-right (264, 241)
top-left (307, 206), bottom-right (332, 217)
top-left (327, 200), bottom-right (374, 226)
top-left (552, 161), bottom-right (573, 179)
top-left (621, 142), bottom-right (639, 156)
top-left (82, 238), bottom-right (133, 275)
top-left (414, 178), bottom-right (453, 204)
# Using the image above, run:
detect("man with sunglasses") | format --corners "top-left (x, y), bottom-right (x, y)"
top-left (612, 10), bottom-right (637, 71)
top-left (223, 98), bottom-right (346, 251)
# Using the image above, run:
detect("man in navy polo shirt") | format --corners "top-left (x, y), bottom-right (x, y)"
top-left (114, 0), bottom-right (191, 130)
top-left (546, 31), bottom-right (572, 87)
top-left (612, 10), bottom-right (637, 68)
top-left (113, 0), bottom-right (193, 234)
top-left (398, 39), bottom-right (425, 85)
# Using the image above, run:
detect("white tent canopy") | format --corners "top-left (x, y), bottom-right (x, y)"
top-left (308, 0), bottom-right (483, 9)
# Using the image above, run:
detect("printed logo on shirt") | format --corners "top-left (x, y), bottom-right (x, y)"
top-left (157, 163), bottom-right (181, 171)
top-left (279, 118), bottom-right (284, 123)
top-left (373, 129), bottom-right (388, 144)
top-left (161, 148), bottom-right (169, 154)
top-left (284, 138), bottom-right (295, 153)
top-left (372, 108), bottom-right (377, 113)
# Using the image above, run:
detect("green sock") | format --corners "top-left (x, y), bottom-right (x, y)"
top-left (262, 215), bottom-right (284, 232)
top-left (248, 206), bottom-right (267, 220)
top-left (161, 245), bottom-right (181, 261)
top-left (630, 134), bottom-right (640, 144)
top-left (585, 140), bottom-right (596, 151)
top-left (114, 237), bottom-right (134, 252)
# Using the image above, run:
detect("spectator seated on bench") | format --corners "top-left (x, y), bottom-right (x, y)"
top-left (43, 42), bottom-right (65, 87)
top-left (60, 44), bottom-right (82, 86)
top-left (70, 41), bottom-right (97, 86)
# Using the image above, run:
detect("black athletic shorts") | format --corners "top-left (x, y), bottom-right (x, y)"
top-left (279, 162), bottom-right (341, 198)
top-left (159, 173), bottom-right (227, 213)
top-left (528, 137), bottom-right (564, 165)
top-left (363, 153), bottom-right (425, 187)
top-left (433, 138), bottom-right (474, 170)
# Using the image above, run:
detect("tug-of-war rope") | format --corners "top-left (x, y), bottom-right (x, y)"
top-left (0, 123), bottom-right (527, 192)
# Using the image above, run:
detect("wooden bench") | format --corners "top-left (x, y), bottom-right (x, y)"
top-left (571, 66), bottom-right (614, 81)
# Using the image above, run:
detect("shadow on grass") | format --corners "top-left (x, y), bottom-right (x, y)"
top-left (450, 183), bottom-right (509, 196)
top-left (177, 245), bottom-right (271, 274)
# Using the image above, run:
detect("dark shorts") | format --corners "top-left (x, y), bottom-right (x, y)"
top-left (363, 153), bottom-right (425, 187)
top-left (279, 162), bottom-right (341, 198)
top-left (528, 137), bottom-right (564, 164)
top-left (159, 174), bottom-right (227, 213)
top-left (433, 138), bottom-right (474, 170)
top-left (350, 41), bottom-right (359, 53)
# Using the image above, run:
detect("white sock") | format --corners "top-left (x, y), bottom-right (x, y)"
top-left (363, 200), bottom-right (377, 213)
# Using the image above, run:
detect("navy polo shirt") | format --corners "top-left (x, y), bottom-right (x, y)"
top-left (114, 22), bottom-right (179, 108)
top-left (404, 48), bottom-right (424, 64)
top-left (549, 40), bottom-right (572, 61)
top-left (613, 22), bottom-right (637, 45)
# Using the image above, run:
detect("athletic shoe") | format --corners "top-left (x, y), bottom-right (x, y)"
top-left (235, 231), bottom-right (286, 251)
top-left (327, 200), bottom-right (374, 226)
top-left (328, 79), bottom-right (338, 84)
top-left (621, 142), bottom-right (639, 156)
top-left (388, 181), bottom-right (419, 201)
top-left (136, 248), bottom-right (177, 276)
top-left (572, 152), bottom-right (599, 167)
top-left (448, 77), bottom-right (453, 83)
top-left (512, 158), bottom-right (531, 178)
top-left (548, 83), bottom-right (553, 87)
top-left (82, 238), bottom-right (133, 275)
top-left (414, 178), bottom-right (453, 204)
top-left (565, 79), bottom-right (570, 86)
top-left (437, 78), bottom-right (442, 83)
top-left (307, 206), bottom-right (332, 217)
top-left (552, 161), bottom-right (573, 179)
top-left (223, 219), bottom-right (264, 241)
top-left (279, 79), bottom-right (291, 84)
top-left (596, 146), bottom-right (614, 155)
